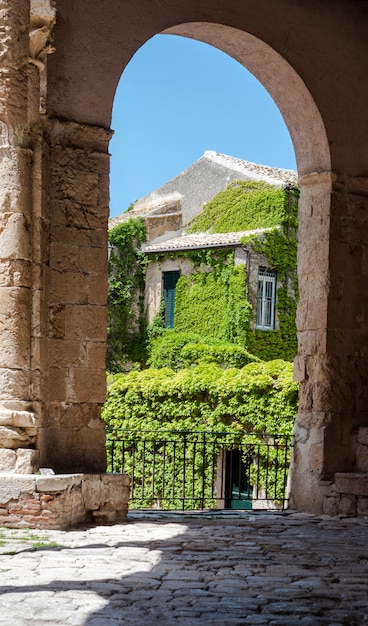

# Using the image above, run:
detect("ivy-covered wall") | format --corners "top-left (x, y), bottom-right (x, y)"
top-left (107, 181), bottom-right (299, 369)
top-left (186, 180), bottom-right (290, 233)
top-left (242, 184), bottom-right (299, 361)
top-left (144, 183), bottom-right (299, 363)
top-left (174, 251), bottom-right (251, 345)
top-left (107, 218), bottom-right (147, 372)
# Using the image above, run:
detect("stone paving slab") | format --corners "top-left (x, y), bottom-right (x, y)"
top-left (0, 510), bottom-right (367, 625)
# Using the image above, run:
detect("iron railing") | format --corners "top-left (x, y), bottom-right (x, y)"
top-left (106, 429), bottom-right (293, 511)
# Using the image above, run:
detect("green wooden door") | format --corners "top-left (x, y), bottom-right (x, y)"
top-left (163, 271), bottom-right (180, 328)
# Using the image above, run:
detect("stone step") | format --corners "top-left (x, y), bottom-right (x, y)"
top-left (334, 472), bottom-right (368, 497)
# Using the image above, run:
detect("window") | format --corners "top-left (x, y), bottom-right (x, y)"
top-left (163, 270), bottom-right (180, 328)
top-left (256, 267), bottom-right (277, 330)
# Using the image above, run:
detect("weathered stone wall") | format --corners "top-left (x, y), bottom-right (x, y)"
top-left (0, 473), bottom-right (129, 529)
top-left (292, 175), bottom-right (368, 512)
top-left (0, 3), bottom-right (111, 475)
top-left (0, 0), bottom-right (39, 472)
top-left (42, 119), bottom-right (112, 473)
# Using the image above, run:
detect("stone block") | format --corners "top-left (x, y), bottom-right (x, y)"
top-left (0, 213), bottom-right (30, 259)
top-left (68, 367), bottom-right (106, 403)
top-left (48, 367), bottom-right (68, 402)
top-left (0, 474), bottom-right (36, 503)
top-left (49, 119), bottom-right (112, 153)
top-left (0, 408), bottom-right (36, 427)
top-left (71, 424), bottom-right (106, 449)
top-left (64, 304), bottom-right (107, 341)
top-left (322, 495), bottom-right (339, 517)
top-left (82, 473), bottom-right (130, 515)
top-left (0, 448), bottom-right (39, 473)
top-left (49, 305), bottom-right (65, 339)
top-left (356, 444), bottom-right (368, 471)
top-left (0, 287), bottom-right (31, 368)
top-left (86, 341), bottom-right (106, 367)
top-left (36, 473), bottom-right (82, 492)
top-left (338, 495), bottom-right (357, 516)
top-left (88, 273), bottom-right (108, 305)
top-left (357, 427), bottom-right (368, 445)
top-left (0, 368), bottom-right (30, 401)
top-left (335, 472), bottom-right (368, 496)
top-left (0, 259), bottom-right (32, 288)
top-left (80, 247), bottom-right (106, 273)
top-left (50, 241), bottom-right (79, 271)
top-left (357, 496), bottom-right (368, 517)
top-left (293, 356), bottom-right (307, 382)
top-left (49, 339), bottom-right (85, 367)
top-left (0, 150), bottom-right (32, 213)
top-left (49, 270), bottom-right (88, 305)
top-left (0, 425), bottom-right (36, 448)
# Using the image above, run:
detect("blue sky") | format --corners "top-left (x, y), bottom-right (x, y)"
top-left (109, 34), bottom-right (296, 218)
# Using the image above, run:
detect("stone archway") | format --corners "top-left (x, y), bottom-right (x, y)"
top-left (1, 0), bottom-right (368, 518)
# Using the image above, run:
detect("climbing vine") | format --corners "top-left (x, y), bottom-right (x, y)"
top-left (186, 180), bottom-right (288, 234)
top-left (242, 184), bottom-right (299, 361)
top-left (107, 182), bottom-right (299, 369)
top-left (103, 360), bottom-right (298, 507)
top-left (107, 218), bottom-right (147, 372)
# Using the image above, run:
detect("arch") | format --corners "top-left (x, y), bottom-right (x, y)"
top-left (161, 23), bottom-right (331, 178)
top-left (44, 1), bottom-right (368, 515)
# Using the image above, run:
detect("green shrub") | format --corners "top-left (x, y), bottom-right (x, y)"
top-left (103, 361), bottom-right (298, 507)
top-left (103, 360), bottom-right (298, 434)
top-left (147, 331), bottom-right (259, 370)
top-left (180, 342), bottom-right (259, 368)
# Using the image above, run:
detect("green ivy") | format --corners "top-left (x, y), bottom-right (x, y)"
top-left (107, 218), bottom-right (147, 372)
top-left (103, 360), bottom-right (298, 506)
top-left (186, 180), bottom-right (287, 233)
top-left (148, 330), bottom-right (259, 370)
top-left (173, 254), bottom-right (252, 345)
top-left (242, 184), bottom-right (299, 361)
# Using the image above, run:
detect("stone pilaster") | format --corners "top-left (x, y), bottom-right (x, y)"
top-left (0, 0), bottom-right (38, 471)
top-left (41, 119), bottom-right (112, 473)
top-left (291, 172), bottom-right (368, 512)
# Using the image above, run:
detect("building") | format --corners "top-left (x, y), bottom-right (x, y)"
top-left (110, 152), bottom-right (298, 362)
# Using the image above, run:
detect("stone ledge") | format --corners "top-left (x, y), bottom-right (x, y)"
top-left (334, 472), bottom-right (368, 496)
top-left (0, 472), bottom-right (130, 529)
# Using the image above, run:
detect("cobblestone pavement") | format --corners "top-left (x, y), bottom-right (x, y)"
top-left (0, 510), bottom-right (368, 626)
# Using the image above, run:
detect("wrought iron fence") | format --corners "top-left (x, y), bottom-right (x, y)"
top-left (106, 429), bottom-right (293, 511)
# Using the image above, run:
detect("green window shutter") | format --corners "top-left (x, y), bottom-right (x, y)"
top-left (163, 271), bottom-right (180, 328)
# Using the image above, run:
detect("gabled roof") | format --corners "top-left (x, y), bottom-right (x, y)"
top-left (141, 228), bottom-right (272, 253)
top-left (203, 151), bottom-right (297, 186)
top-left (109, 151), bottom-right (297, 228)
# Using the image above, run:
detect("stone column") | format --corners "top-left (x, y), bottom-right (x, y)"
top-left (40, 119), bottom-right (112, 473)
top-left (292, 173), bottom-right (368, 512)
top-left (0, 0), bottom-right (39, 472)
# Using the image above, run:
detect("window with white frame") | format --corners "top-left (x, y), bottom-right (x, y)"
top-left (256, 267), bottom-right (277, 330)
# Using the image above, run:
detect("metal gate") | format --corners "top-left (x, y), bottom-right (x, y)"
top-left (106, 430), bottom-right (293, 511)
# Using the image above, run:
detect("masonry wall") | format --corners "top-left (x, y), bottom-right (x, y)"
top-left (42, 120), bottom-right (111, 472)
top-left (0, 473), bottom-right (130, 529)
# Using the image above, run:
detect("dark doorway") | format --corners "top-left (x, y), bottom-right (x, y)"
top-left (225, 448), bottom-right (253, 509)
top-left (163, 270), bottom-right (180, 328)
